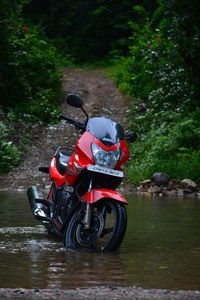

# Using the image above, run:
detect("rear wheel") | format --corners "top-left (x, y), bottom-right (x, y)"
top-left (65, 199), bottom-right (127, 252)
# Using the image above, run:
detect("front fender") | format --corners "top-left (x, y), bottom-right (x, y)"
top-left (81, 188), bottom-right (128, 205)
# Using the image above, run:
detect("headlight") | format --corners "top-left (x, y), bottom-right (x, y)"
top-left (91, 143), bottom-right (121, 169)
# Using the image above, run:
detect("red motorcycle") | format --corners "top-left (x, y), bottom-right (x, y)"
top-left (27, 94), bottom-right (137, 252)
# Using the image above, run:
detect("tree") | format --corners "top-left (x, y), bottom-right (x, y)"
top-left (23, 0), bottom-right (137, 61)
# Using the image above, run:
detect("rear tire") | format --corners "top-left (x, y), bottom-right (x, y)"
top-left (65, 199), bottom-right (127, 252)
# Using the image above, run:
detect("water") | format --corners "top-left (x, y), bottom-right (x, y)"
top-left (0, 191), bottom-right (200, 290)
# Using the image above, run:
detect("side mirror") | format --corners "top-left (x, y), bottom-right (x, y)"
top-left (66, 94), bottom-right (83, 108)
top-left (126, 131), bottom-right (137, 143)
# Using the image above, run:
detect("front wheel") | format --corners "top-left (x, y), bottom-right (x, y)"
top-left (65, 199), bottom-right (127, 252)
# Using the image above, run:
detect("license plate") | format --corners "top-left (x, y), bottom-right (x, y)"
top-left (87, 164), bottom-right (124, 178)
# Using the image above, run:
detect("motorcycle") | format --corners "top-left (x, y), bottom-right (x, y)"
top-left (27, 94), bottom-right (137, 252)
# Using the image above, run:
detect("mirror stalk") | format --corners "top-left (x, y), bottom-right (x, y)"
top-left (81, 106), bottom-right (89, 124)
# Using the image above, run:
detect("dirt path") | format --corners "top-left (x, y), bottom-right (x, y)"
top-left (0, 68), bottom-right (129, 191)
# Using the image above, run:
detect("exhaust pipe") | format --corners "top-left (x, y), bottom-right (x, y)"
top-left (27, 186), bottom-right (50, 224)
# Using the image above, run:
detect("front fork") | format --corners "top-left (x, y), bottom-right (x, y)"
top-left (83, 178), bottom-right (92, 229)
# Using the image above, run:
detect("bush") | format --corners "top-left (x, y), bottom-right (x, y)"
top-left (3, 23), bottom-right (62, 109)
top-left (127, 115), bottom-right (200, 183)
top-left (10, 89), bottom-right (61, 124)
top-left (114, 3), bottom-right (200, 183)
top-left (0, 116), bottom-right (20, 173)
top-left (0, 140), bottom-right (20, 173)
top-left (0, 1), bottom-right (62, 173)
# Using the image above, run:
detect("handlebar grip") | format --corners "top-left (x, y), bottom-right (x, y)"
top-left (59, 114), bottom-right (85, 130)
top-left (59, 114), bottom-right (65, 120)
top-left (59, 114), bottom-right (75, 124)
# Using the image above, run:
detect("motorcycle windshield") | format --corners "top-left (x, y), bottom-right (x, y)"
top-left (86, 117), bottom-right (124, 146)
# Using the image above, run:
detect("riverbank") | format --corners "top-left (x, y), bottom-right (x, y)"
top-left (0, 286), bottom-right (200, 300)
top-left (0, 69), bottom-right (199, 198)
top-left (122, 178), bottom-right (200, 199)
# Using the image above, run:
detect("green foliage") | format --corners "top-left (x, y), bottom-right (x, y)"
top-left (158, 0), bottom-right (200, 100)
top-left (128, 115), bottom-right (200, 182)
top-left (0, 0), bottom-right (62, 173)
top-left (1, 23), bottom-right (62, 108)
top-left (0, 0), bottom-right (62, 112)
top-left (10, 90), bottom-right (61, 124)
top-left (0, 113), bottom-right (20, 173)
top-left (0, 140), bottom-right (20, 173)
top-left (112, 56), bottom-right (133, 94)
top-left (114, 2), bottom-right (200, 183)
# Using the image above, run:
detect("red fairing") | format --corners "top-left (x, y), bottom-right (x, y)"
top-left (66, 131), bottom-right (130, 185)
top-left (75, 130), bottom-right (125, 161)
top-left (82, 188), bottom-right (128, 204)
top-left (116, 139), bottom-right (130, 169)
top-left (50, 131), bottom-right (130, 187)
top-left (65, 131), bottom-right (95, 185)
top-left (49, 157), bottom-right (65, 187)
top-left (65, 131), bottom-right (127, 185)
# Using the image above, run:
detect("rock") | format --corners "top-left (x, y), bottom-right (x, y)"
top-left (141, 191), bottom-right (152, 197)
top-left (180, 179), bottom-right (197, 190)
top-left (167, 180), bottom-right (180, 191)
top-left (130, 184), bottom-right (138, 193)
top-left (137, 102), bottom-right (147, 113)
top-left (147, 185), bottom-right (161, 194)
top-left (139, 179), bottom-right (151, 192)
top-left (186, 193), bottom-right (196, 199)
top-left (183, 189), bottom-right (194, 194)
top-left (152, 172), bottom-right (170, 186)
top-left (177, 189), bottom-right (184, 197)
top-left (44, 185), bottom-right (51, 189)
top-left (140, 179), bottom-right (151, 186)
top-left (17, 187), bottom-right (25, 192)
top-left (197, 192), bottom-right (200, 199)
top-left (163, 190), bottom-right (177, 197)
top-left (152, 185), bottom-right (162, 193)
top-left (147, 187), bottom-right (152, 194)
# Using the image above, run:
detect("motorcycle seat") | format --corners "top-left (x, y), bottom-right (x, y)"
top-left (56, 150), bottom-right (73, 175)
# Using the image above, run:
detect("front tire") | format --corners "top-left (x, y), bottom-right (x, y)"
top-left (65, 199), bottom-right (127, 252)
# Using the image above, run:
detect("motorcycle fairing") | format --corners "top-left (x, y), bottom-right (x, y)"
top-left (49, 157), bottom-right (66, 187)
top-left (65, 131), bottom-right (122, 185)
top-left (65, 131), bottom-right (129, 184)
top-left (50, 130), bottom-right (130, 188)
top-left (81, 188), bottom-right (128, 204)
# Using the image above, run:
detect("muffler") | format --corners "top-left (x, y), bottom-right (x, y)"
top-left (27, 186), bottom-right (50, 224)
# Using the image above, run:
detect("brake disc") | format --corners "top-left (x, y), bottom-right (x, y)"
top-left (76, 211), bottom-right (104, 246)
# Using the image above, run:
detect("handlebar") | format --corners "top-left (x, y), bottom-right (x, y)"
top-left (59, 114), bottom-right (86, 130)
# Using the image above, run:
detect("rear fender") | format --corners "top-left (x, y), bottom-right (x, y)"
top-left (81, 188), bottom-right (128, 205)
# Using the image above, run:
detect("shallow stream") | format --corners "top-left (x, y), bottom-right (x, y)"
top-left (0, 191), bottom-right (200, 290)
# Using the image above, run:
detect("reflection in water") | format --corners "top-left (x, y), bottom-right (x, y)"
top-left (46, 251), bottom-right (126, 289)
top-left (0, 191), bottom-right (200, 290)
top-left (120, 196), bottom-right (200, 289)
